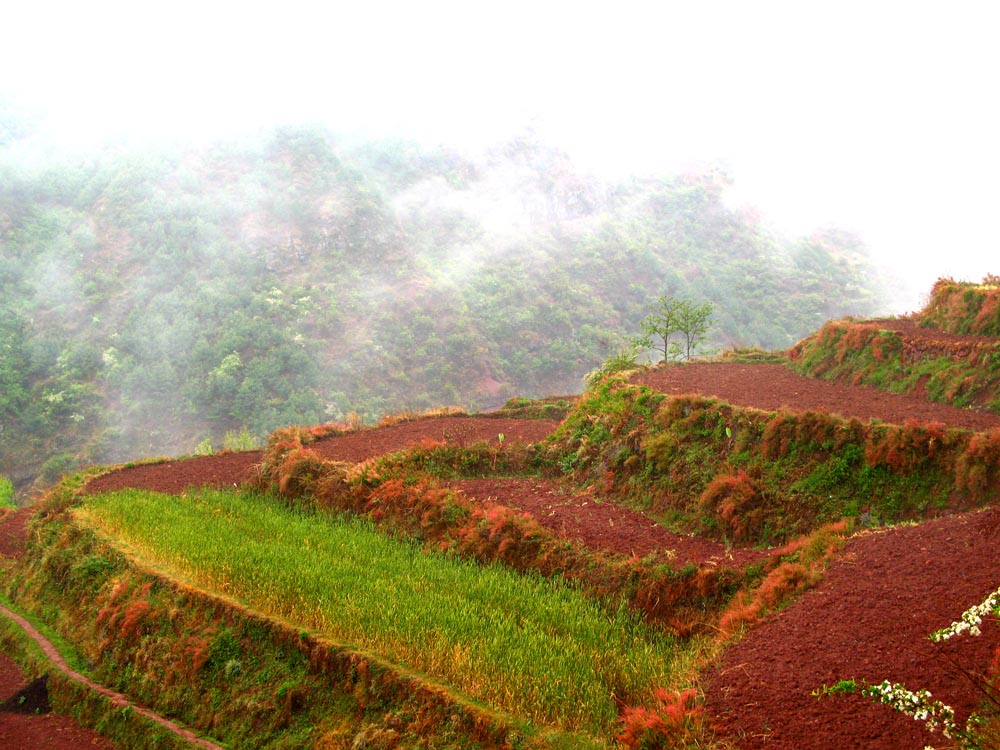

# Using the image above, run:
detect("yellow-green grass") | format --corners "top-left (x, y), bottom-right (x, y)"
top-left (75, 488), bottom-right (685, 740)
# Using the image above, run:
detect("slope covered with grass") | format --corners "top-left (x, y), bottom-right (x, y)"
top-left (74, 487), bottom-right (683, 740)
top-left (789, 276), bottom-right (1000, 413)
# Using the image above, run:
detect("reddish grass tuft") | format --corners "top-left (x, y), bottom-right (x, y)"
top-left (836, 324), bottom-right (878, 363)
top-left (865, 419), bottom-right (951, 474)
top-left (184, 635), bottom-right (211, 675)
top-left (955, 428), bottom-right (1000, 499)
top-left (698, 469), bottom-right (765, 543)
top-left (717, 522), bottom-right (848, 638)
top-left (619, 687), bottom-right (703, 750)
top-left (275, 447), bottom-right (325, 497)
top-left (119, 599), bottom-right (151, 638)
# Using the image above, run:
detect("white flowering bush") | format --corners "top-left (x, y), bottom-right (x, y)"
top-left (862, 680), bottom-right (961, 747)
top-left (931, 586), bottom-right (1000, 642)
top-left (816, 584), bottom-right (1000, 750)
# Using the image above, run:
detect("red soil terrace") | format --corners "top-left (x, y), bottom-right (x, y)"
top-left (3, 345), bottom-right (1000, 748)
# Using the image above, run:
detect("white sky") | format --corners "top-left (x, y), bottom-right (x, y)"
top-left (3, 0), bottom-right (998, 311)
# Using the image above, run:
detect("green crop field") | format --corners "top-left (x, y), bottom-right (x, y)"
top-left (75, 487), bottom-right (690, 739)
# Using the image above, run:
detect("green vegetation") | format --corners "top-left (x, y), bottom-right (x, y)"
top-left (584, 347), bottom-right (642, 387)
top-left (0, 595), bottom-right (194, 749)
top-left (75, 487), bottom-right (683, 740)
top-left (11, 291), bottom-right (1000, 747)
top-left (222, 426), bottom-right (260, 451)
top-left (0, 474), bottom-right (14, 507)
top-left (789, 278), bottom-right (1000, 413)
top-left (920, 276), bottom-right (1000, 335)
top-left (634, 296), bottom-right (714, 361)
top-left (1, 123), bottom-right (885, 493)
top-left (552, 374), bottom-right (998, 544)
top-left (10, 490), bottom-right (553, 750)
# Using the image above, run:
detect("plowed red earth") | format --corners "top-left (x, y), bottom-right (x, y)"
top-left (707, 506), bottom-right (1000, 749)
top-left (632, 362), bottom-right (1000, 432)
top-left (448, 478), bottom-right (767, 568)
top-left (4, 345), bottom-right (1000, 749)
top-left (84, 416), bottom-right (559, 495)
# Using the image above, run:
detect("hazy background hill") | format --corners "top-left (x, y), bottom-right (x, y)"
top-left (0, 121), bottom-right (885, 493)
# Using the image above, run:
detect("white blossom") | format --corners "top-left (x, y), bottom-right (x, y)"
top-left (931, 585), bottom-right (999, 641)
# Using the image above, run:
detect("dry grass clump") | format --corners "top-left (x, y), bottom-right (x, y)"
top-left (717, 521), bottom-right (850, 638)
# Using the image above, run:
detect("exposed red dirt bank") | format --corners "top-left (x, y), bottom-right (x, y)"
top-left (0, 505), bottom-right (30, 559)
top-left (450, 478), bottom-right (766, 568)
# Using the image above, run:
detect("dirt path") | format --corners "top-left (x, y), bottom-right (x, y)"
top-left (0, 602), bottom-right (224, 750)
top-left (2, 502), bottom-right (225, 748)
top-left (2, 506), bottom-right (122, 748)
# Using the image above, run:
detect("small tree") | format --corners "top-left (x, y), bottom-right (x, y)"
top-left (635, 296), bottom-right (714, 362)
top-left (677, 298), bottom-right (714, 360)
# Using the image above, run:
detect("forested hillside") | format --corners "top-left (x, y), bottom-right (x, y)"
top-left (0, 123), bottom-right (884, 493)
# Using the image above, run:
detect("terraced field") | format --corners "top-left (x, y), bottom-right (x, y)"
top-left (3, 320), bottom-right (999, 748)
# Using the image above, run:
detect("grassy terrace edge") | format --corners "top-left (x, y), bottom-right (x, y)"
top-left (788, 278), bottom-right (1000, 413)
top-left (0, 595), bottom-right (204, 750)
top-left (7, 479), bottom-right (607, 750)
top-left (555, 373), bottom-right (1000, 542)
top-left (71, 486), bottom-right (686, 742)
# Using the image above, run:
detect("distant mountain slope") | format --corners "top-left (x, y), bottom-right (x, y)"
top-left (0, 124), bottom-right (885, 492)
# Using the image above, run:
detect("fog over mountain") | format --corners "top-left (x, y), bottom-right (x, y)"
top-left (1, 2), bottom-right (996, 494)
top-left (4, 1), bottom-right (997, 310)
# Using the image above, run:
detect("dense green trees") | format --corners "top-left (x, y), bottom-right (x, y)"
top-left (0, 122), bottom-right (887, 494)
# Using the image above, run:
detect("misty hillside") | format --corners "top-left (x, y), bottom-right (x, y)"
top-left (0, 123), bottom-right (884, 493)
